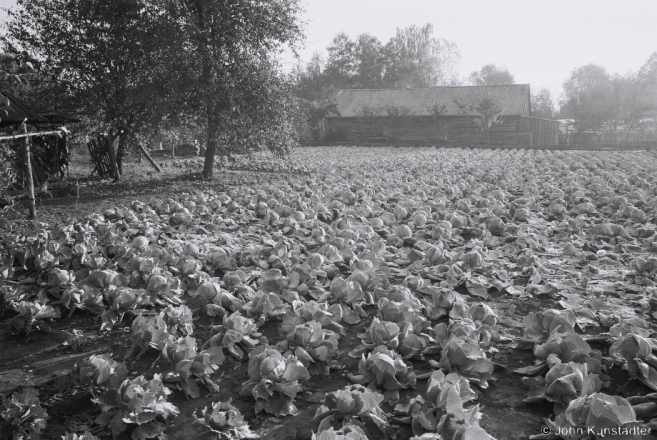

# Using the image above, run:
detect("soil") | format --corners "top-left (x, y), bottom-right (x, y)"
top-left (2, 163), bottom-right (657, 440)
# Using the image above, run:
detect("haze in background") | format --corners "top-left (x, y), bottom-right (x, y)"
top-left (282, 0), bottom-right (657, 102)
top-left (1, 0), bottom-right (656, 102)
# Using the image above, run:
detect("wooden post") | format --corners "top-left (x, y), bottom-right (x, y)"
top-left (53, 140), bottom-right (60, 175)
top-left (137, 143), bottom-right (162, 173)
top-left (105, 134), bottom-right (121, 181)
top-left (172, 143), bottom-right (175, 159)
top-left (21, 122), bottom-right (37, 220)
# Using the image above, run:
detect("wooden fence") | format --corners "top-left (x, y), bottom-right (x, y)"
top-left (519, 116), bottom-right (559, 146)
top-left (559, 130), bottom-right (656, 146)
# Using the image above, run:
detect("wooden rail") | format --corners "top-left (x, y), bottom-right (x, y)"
top-left (0, 129), bottom-right (65, 141)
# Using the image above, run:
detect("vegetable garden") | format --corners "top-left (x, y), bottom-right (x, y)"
top-left (2, 146), bottom-right (657, 440)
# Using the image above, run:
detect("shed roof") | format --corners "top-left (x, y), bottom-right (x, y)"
top-left (42, 113), bottom-right (82, 124)
top-left (334, 84), bottom-right (531, 117)
top-left (0, 92), bottom-right (81, 127)
top-left (0, 91), bottom-right (49, 126)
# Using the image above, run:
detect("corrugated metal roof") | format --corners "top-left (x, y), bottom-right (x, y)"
top-left (0, 91), bottom-right (50, 126)
top-left (334, 84), bottom-right (531, 117)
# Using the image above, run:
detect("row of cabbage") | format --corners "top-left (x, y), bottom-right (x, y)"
top-left (3, 147), bottom-right (657, 439)
top-left (1, 189), bottom-right (507, 438)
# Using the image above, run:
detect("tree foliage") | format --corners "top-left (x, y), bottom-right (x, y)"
top-left (635, 52), bottom-right (657, 132)
top-left (531, 87), bottom-right (555, 119)
top-left (559, 64), bottom-right (614, 131)
top-left (293, 24), bottom-right (461, 143)
top-left (324, 33), bottom-right (357, 89)
top-left (454, 91), bottom-right (505, 138)
top-left (353, 34), bottom-right (386, 89)
top-left (2, 0), bottom-right (304, 179)
top-left (292, 53), bottom-right (339, 144)
top-left (383, 23), bottom-right (461, 88)
top-left (1, 0), bottom-right (171, 131)
top-left (319, 24), bottom-right (460, 91)
top-left (559, 60), bottom-right (657, 134)
top-left (0, 53), bottom-right (35, 120)
top-left (469, 64), bottom-right (515, 86)
top-left (157, 0), bottom-right (304, 178)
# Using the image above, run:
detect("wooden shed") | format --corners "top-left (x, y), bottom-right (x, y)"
top-left (0, 91), bottom-right (81, 127)
top-left (0, 92), bottom-right (80, 186)
top-left (323, 84), bottom-right (559, 147)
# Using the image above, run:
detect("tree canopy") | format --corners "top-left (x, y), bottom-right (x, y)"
top-left (292, 23), bottom-right (461, 143)
top-left (2, 0), bottom-right (304, 178)
top-left (531, 88), bottom-right (556, 119)
top-left (162, 0), bottom-right (304, 177)
top-left (559, 60), bottom-right (657, 133)
top-left (1, 0), bottom-right (171, 132)
top-left (469, 64), bottom-right (515, 86)
top-left (383, 23), bottom-right (461, 88)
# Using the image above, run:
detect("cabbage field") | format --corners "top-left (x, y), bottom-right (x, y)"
top-left (2, 146), bottom-right (657, 440)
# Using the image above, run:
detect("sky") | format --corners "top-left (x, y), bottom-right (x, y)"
top-left (0, 0), bottom-right (655, 102)
top-left (279, 0), bottom-right (657, 101)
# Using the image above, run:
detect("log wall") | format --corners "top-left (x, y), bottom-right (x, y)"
top-left (323, 115), bottom-right (559, 146)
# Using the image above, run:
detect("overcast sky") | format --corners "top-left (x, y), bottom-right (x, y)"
top-left (1, 0), bottom-right (655, 102)
top-left (284, 0), bottom-right (657, 101)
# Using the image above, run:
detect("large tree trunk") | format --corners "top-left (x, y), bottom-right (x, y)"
top-left (203, 106), bottom-right (219, 179)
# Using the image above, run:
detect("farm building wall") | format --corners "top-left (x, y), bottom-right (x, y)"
top-left (323, 115), bottom-right (559, 147)
top-left (518, 116), bottom-right (559, 146)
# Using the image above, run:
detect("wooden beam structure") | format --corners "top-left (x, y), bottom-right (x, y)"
top-left (0, 129), bottom-right (65, 141)
top-left (20, 122), bottom-right (37, 219)
top-left (137, 143), bottom-right (162, 173)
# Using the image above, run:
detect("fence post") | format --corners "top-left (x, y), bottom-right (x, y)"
top-left (53, 140), bottom-right (60, 175)
top-left (529, 132), bottom-right (533, 147)
top-left (21, 121), bottom-right (37, 220)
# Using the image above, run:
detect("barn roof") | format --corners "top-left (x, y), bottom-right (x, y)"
top-left (0, 92), bottom-right (81, 127)
top-left (334, 84), bottom-right (531, 117)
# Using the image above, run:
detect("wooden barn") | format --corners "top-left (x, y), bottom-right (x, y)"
top-left (322, 84), bottom-right (559, 147)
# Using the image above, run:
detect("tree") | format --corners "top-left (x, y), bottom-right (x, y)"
top-left (161, 0), bottom-right (304, 179)
top-left (453, 91), bottom-right (505, 141)
top-left (638, 52), bottom-right (657, 85)
top-left (0, 54), bottom-right (37, 212)
top-left (1, 0), bottom-right (174, 178)
top-left (3, 0), bottom-right (304, 180)
top-left (531, 87), bottom-right (556, 119)
top-left (353, 33), bottom-right (385, 89)
top-left (292, 53), bottom-right (340, 144)
top-left (382, 23), bottom-right (461, 88)
top-left (559, 64), bottom-right (614, 131)
top-left (610, 65), bottom-right (657, 137)
top-left (638, 52), bottom-right (657, 129)
top-left (324, 33), bottom-right (357, 89)
top-left (0, 53), bottom-right (34, 119)
top-left (303, 53), bottom-right (326, 93)
top-left (469, 64), bottom-right (515, 86)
